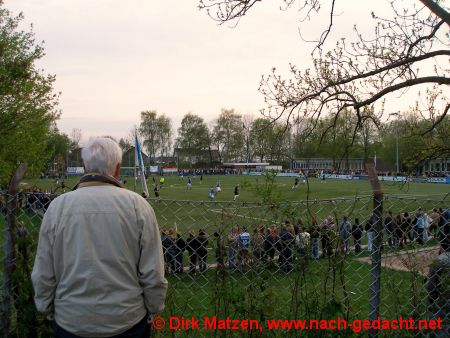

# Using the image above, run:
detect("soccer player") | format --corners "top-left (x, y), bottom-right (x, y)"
top-left (292, 177), bottom-right (299, 190)
top-left (233, 184), bottom-right (240, 201)
top-left (154, 184), bottom-right (160, 202)
top-left (321, 170), bottom-right (326, 183)
top-left (187, 177), bottom-right (192, 190)
top-left (208, 186), bottom-right (215, 200)
top-left (215, 180), bottom-right (221, 193)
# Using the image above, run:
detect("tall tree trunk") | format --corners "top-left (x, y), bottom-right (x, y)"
top-left (1, 163), bottom-right (27, 338)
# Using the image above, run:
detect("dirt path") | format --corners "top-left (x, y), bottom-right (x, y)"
top-left (356, 246), bottom-right (440, 276)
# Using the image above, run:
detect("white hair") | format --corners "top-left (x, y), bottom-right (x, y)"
top-left (81, 137), bottom-right (122, 176)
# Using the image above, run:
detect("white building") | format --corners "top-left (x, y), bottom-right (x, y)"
top-left (418, 158), bottom-right (449, 174)
top-left (292, 158), bottom-right (365, 171)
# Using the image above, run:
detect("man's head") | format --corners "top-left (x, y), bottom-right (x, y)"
top-left (81, 137), bottom-right (122, 178)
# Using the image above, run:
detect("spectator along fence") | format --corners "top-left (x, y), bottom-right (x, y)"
top-left (0, 186), bottom-right (448, 337)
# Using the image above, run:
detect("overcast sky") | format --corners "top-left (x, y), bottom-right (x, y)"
top-left (5, 0), bottom-right (448, 142)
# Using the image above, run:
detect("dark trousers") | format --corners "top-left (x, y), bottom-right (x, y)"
top-left (265, 248), bottom-right (275, 261)
top-left (322, 236), bottom-right (333, 256)
top-left (354, 237), bottom-right (361, 253)
top-left (189, 253), bottom-right (198, 274)
top-left (199, 253), bottom-right (207, 272)
top-left (175, 252), bottom-right (184, 272)
top-left (166, 251), bottom-right (176, 273)
top-left (417, 228), bottom-right (424, 244)
top-left (54, 315), bottom-right (150, 338)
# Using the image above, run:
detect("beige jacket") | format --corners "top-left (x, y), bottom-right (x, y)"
top-left (31, 184), bottom-right (168, 337)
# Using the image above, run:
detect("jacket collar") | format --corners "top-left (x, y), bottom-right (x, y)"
top-left (73, 173), bottom-right (124, 190)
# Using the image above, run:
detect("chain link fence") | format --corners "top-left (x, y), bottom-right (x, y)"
top-left (1, 190), bottom-right (449, 337)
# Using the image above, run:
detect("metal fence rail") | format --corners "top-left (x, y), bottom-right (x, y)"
top-left (1, 191), bottom-right (448, 337)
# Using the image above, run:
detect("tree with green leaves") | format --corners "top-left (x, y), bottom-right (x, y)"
top-left (139, 110), bottom-right (172, 164)
top-left (155, 114), bottom-right (172, 161)
top-left (290, 110), bottom-right (369, 170)
top-left (357, 109), bottom-right (380, 170)
top-left (44, 125), bottom-right (71, 177)
top-left (267, 122), bottom-right (290, 164)
top-left (249, 118), bottom-right (272, 162)
top-left (0, 3), bottom-right (59, 337)
top-left (0, 3), bottom-right (59, 184)
top-left (175, 112), bottom-right (209, 164)
top-left (66, 128), bottom-right (82, 167)
top-left (388, 102), bottom-right (449, 173)
top-left (292, 118), bottom-right (321, 159)
top-left (118, 137), bottom-right (132, 153)
top-left (139, 110), bottom-right (158, 163)
top-left (212, 108), bottom-right (244, 162)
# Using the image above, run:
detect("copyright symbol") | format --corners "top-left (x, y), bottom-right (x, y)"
top-left (152, 316), bottom-right (166, 330)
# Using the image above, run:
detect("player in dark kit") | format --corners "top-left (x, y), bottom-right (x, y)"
top-left (233, 184), bottom-right (240, 201)
top-left (292, 177), bottom-right (299, 190)
top-left (154, 184), bottom-right (160, 202)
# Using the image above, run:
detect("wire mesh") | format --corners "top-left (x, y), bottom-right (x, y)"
top-left (0, 191), bottom-right (448, 337)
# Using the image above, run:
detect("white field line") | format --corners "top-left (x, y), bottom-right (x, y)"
top-left (209, 208), bottom-right (272, 223)
top-left (166, 183), bottom-right (287, 189)
top-left (384, 193), bottom-right (447, 198)
top-left (209, 205), bottom-right (263, 210)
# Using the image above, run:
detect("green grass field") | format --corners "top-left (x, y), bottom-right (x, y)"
top-left (21, 174), bottom-right (449, 234)
top-left (23, 174), bottom-right (450, 202)
top-left (4, 175), bottom-right (448, 337)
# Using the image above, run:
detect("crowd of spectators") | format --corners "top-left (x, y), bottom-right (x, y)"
top-left (0, 189), bottom-right (57, 216)
top-left (297, 169), bottom-right (449, 178)
top-left (160, 208), bottom-right (450, 275)
top-left (178, 168), bottom-right (241, 177)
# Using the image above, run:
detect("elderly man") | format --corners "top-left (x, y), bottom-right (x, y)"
top-left (32, 137), bottom-right (167, 338)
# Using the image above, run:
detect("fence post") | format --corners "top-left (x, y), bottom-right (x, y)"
top-left (1, 164), bottom-right (27, 338)
top-left (367, 164), bottom-right (383, 338)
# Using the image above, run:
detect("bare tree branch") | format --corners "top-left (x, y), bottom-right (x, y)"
top-left (353, 76), bottom-right (450, 109)
top-left (420, 103), bottom-right (450, 136)
top-left (199, 0), bottom-right (450, 161)
top-left (418, 0), bottom-right (450, 25)
top-left (314, 0), bottom-right (336, 51)
top-left (406, 19), bottom-right (445, 56)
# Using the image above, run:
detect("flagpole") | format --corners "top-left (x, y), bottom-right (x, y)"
top-left (135, 128), bottom-right (149, 198)
top-left (134, 127), bottom-right (137, 193)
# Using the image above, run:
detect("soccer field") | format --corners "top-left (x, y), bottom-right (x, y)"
top-left (25, 174), bottom-right (450, 202)
top-left (23, 174), bottom-right (449, 234)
